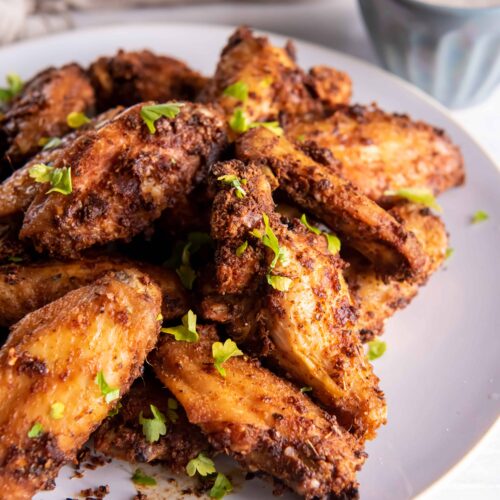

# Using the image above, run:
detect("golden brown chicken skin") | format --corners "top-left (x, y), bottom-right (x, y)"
top-left (206, 160), bottom-right (386, 441)
top-left (20, 102), bottom-right (227, 258)
top-left (0, 63), bottom-right (95, 168)
top-left (151, 324), bottom-right (365, 500)
top-left (0, 256), bottom-right (189, 327)
top-left (345, 203), bottom-right (448, 341)
top-left (236, 127), bottom-right (428, 278)
top-left (89, 49), bottom-right (208, 112)
top-left (0, 269), bottom-right (161, 499)
top-left (286, 104), bottom-right (465, 202)
top-left (307, 65), bottom-right (352, 108)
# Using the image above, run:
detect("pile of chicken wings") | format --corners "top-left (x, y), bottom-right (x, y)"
top-left (0, 26), bottom-right (464, 499)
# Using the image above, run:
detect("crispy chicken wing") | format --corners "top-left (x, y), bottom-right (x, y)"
top-left (345, 203), bottom-right (448, 341)
top-left (205, 160), bottom-right (386, 440)
top-left (236, 127), bottom-right (428, 278)
top-left (307, 65), bottom-right (352, 108)
top-left (151, 324), bottom-right (365, 499)
top-left (286, 104), bottom-right (464, 201)
top-left (89, 50), bottom-right (208, 111)
top-left (0, 64), bottom-right (95, 168)
top-left (0, 269), bottom-right (161, 499)
top-left (20, 102), bottom-right (227, 258)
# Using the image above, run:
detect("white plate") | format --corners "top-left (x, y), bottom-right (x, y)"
top-left (1, 23), bottom-right (499, 500)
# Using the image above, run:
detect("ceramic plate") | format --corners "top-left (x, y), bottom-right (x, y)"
top-left (0, 23), bottom-right (498, 500)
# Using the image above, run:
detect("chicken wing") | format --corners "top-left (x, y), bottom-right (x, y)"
top-left (345, 203), bottom-right (448, 341)
top-left (286, 104), bottom-right (465, 202)
top-left (236, 127), bottom-right (428, 278)
top-left (151, 324), bottom-right (365, 499)
top-left (89, 50), bottom-right (208, 112)
top-left (20, 102), bottom-right (227, 258)
top-left (307, 65), bottom-right (352, 108)
top-left (0, 64), bottom-right (95, 168)
top-left (0, 269), bottom-right (161, 499)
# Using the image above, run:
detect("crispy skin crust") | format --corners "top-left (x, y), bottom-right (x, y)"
top-left (0, 257), bottom-right (188, 327)
top-left (89, 50), bottom-right (208, 111)
top-left (207, 160), bottom-right (386, 440)
top-left (151, 324), bottom-right (365, 500)
top-left (286, 105), bottom-right (465, 201)
top-left (0, 269), bottom-right (161, 499)
top-left (93, 376), bottom-right (209, 470)
top-left (346, 203), bottom-right (448, 341)
top-left (20, 102), bottom-right (227, 258)
top-left (236, 127), bottom-right (428, 278)
top-left (307, 66), bottom-right (352, 108)
top-left (0, 64), bottom-right (95, 168)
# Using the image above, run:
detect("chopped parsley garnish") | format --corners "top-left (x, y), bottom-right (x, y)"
top-left (296, 134), bottom-right (306, 143)
top-left (161, 310), bottom-right (199, 342)
top-left (367, 339), bottom-right (387, 361)
top-left (176, 242), bottom-right (197, 289)
top-left (139, 404), bottom-right (167, 443)
top-left (28, 163), bottom-right (72, 195)
top-left (140, 103), bottom-right (182, 134)
top-left (471, 210), bottom-right (489, 224)
top-left (95, 370), bottom-right (120, 403)
top-left (131, 468), bottom-right (157, 486)
top-left (108, 402), bottom-right (122, 417)
top-left (235, 240), bottom-right (248, 257)
top-left (0, 73), bottom-right (23, 103)
top-left (300, 386), bottom-right (312, 393)
top-left (300, 213), bottom-right (321, 235)
top-left (156, 313), bottom-right (163, 322)
top-left (66, 111), bottom-right (90, 128)
top-left (40, 136), bottom-right (62, 151)
top-left (28, 422), bottom-right (43, 438)
top-left (7, 256), bottom-right (23, 263)
top-left (167, 398), bottom-right (179, 423)
top-left (217, 174), bottom-right (247, 198)
top-left (50, 402), bottom-right (65, 420)
top-left (212, 338), bottom-right (243, 377)
top-left (445, 247), bottom-right (454, 260)
top-left (249, 120), bottom-right (283, 136)
top-left (210, 473), bottom-right (233, 499)
top-left (186, 452), bottom-right (216, 477)
top-left (301, 213), bottom-right (342, 255)
top-left (228, 108), bottom-right (283, 135)
top-left (266, 274), bottom-right (293, 291)
top-left (223, 81), bottom-right (248, 102)
top-left (384, 188), bottom-right (441, 212)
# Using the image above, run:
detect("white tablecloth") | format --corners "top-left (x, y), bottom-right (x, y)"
top-left (2, 1), bottom-right (499, 498)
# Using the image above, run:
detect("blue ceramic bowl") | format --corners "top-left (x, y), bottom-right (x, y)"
top-left (358, 0), bottom-right (500, 108)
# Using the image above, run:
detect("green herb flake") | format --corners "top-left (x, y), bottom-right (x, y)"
top-left (28, 422), bottom-right (43, 438)
top-left (156, 313), bottom-right (163, 322)
top-left (223, 81), bottom-right (249, 102)
top-left (235, 240), bottom-right (248, 257)
top-left (41, 137), bottom-right (62, 151)
top-left (108, 402), bottom-right (122, 417)
top-left (95, 370), bottom-right (120, 404)
top-left (324, 233), bottom-right (341, 254)
top-left (300, 386), bottom-right (312, 393)
top-left (266, 274), bottom-right (293, 291)
top-left (217, 174), bottom-right (247, 198)
top-left (0, 73), bottom-right (23, 103)
top-left (471, 210), bottom-right (489, 224)
top-left (186, 452), bottom-right (216, 477)
top-left (296, 134), bottom-right (306, 143)
top-left (445, 247), bottom-right (454, 260)
top-left (229, 108), bottom-right (249, 134)
top-left (7, 256), bottom-right (23, 263)
top-left (131, 468), bottom-right (157, 486)
top-left (212, 338), bottom-right (243, 377)
top-left (28, 163), bottom-right (72, 195)
top-left (249, 121), bottom-right (283, 136)
top-left (161, 310), bottom-right (199, 342)
top-left (140, 103), bottom-right (182, 134)
top-left (139, 404), bottom-right (167, 443)
top-left (367, 339), bottom-right (387, 361)
top-left (167, 398), bottom-right (179, 423)
top-left (66, 111), bottom-right (90, 128)
top-left (50, 402), bottom-right (65, 420)
top-left (210, 473), bottom-right (233, 499)
top-left (384, 188), bottom-right (441, 212)
top-left (176, 242), bottom-right (196, 290)
top-left (300, 214), bottom-right (322, 235)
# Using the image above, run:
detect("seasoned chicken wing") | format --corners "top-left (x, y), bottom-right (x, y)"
top-left (204, 160), bottom-right (386, 440)
top-left (236, 127), bottom-right (428, 278)
top-left (151, 324), bottom-right (365, 499)
top-left (286, 104), bottom-right (465, 201)
top-left (0, 64), bottom-right (95, 168)
top-left (345, 203), bottom-right (448, 341)
top-left (0, 269), bottom-right (161, 499)
top-left (89, 50), bottom-right (208, 111)
top-left (0, 256), bottom-right (188, 327)
top-left (20, 102), bottom-right (227, 258)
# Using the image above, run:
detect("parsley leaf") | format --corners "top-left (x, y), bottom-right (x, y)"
top-left (471, 210), bottom-right (489, 224)
top-left (95, 370), bottom-right (120, 403)
top-left (40, 137), bottom-right (62, 151)
top-left (108, 402), bottom-right (122, 417)
top-left (445, 247), bottom-right (454, 259)
top-left (235, 240), bottom-right (248, 257)
top-left (217, 174), bottom-right (247, 198)
top-left (28, 422), bottom-right (43, 438)
top-left (50, 402), bottom-right (65, 420)
top-left (223, 81), bottom-right (248, 102)
top-left (300, 386), bottom-right (312, 393)
top-left (300, 214), bottom-right (321, 235)
top-left (384, 188), bottom-right (442, 212)
top-left (186, 452), bottom-right (216, 477)
top-left (161, 310), bottom-right (199, 342)
top-left (0, 73), bottom-right (23, 103)
top-left (325, 233), bottom-right (341, 254)
top-left (131, 468), bottom-right (157, 486)
top-left (140, 103), bottom-right (182, 134)
top-left (229, 108), bottom-right (249, 134)
top-left (266, 274), bottom-right (293, 291)
top-left (249, 121), bottom-right (283, 136)
top-left (156, 313), bottom-right (163, 322)
top-left (167, 398), bottom-right (179, 423)
top-left (29, 163), bottom-right (72, 195)
top-left (210, 473), bottom-right (233, 499)
top-left (367, 339), bottom-right (387, 361)
top-left (176, 242), bottom-right (196, 289)
top-left (212, 339), bottom-right (243, 377)
top-left (139, 404), bottom-right (167, 443)
top-left (67, 111), bottom-right (90, 128)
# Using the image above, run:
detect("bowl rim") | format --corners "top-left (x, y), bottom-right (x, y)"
top-left (388, 0), bottom-right (500, 13)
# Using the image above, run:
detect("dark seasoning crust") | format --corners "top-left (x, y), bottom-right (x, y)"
top-left (0, 24), bottom-right (463, 500)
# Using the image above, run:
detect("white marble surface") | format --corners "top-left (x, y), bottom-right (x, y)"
top-left (4, 1), bottom-right (500, 498)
